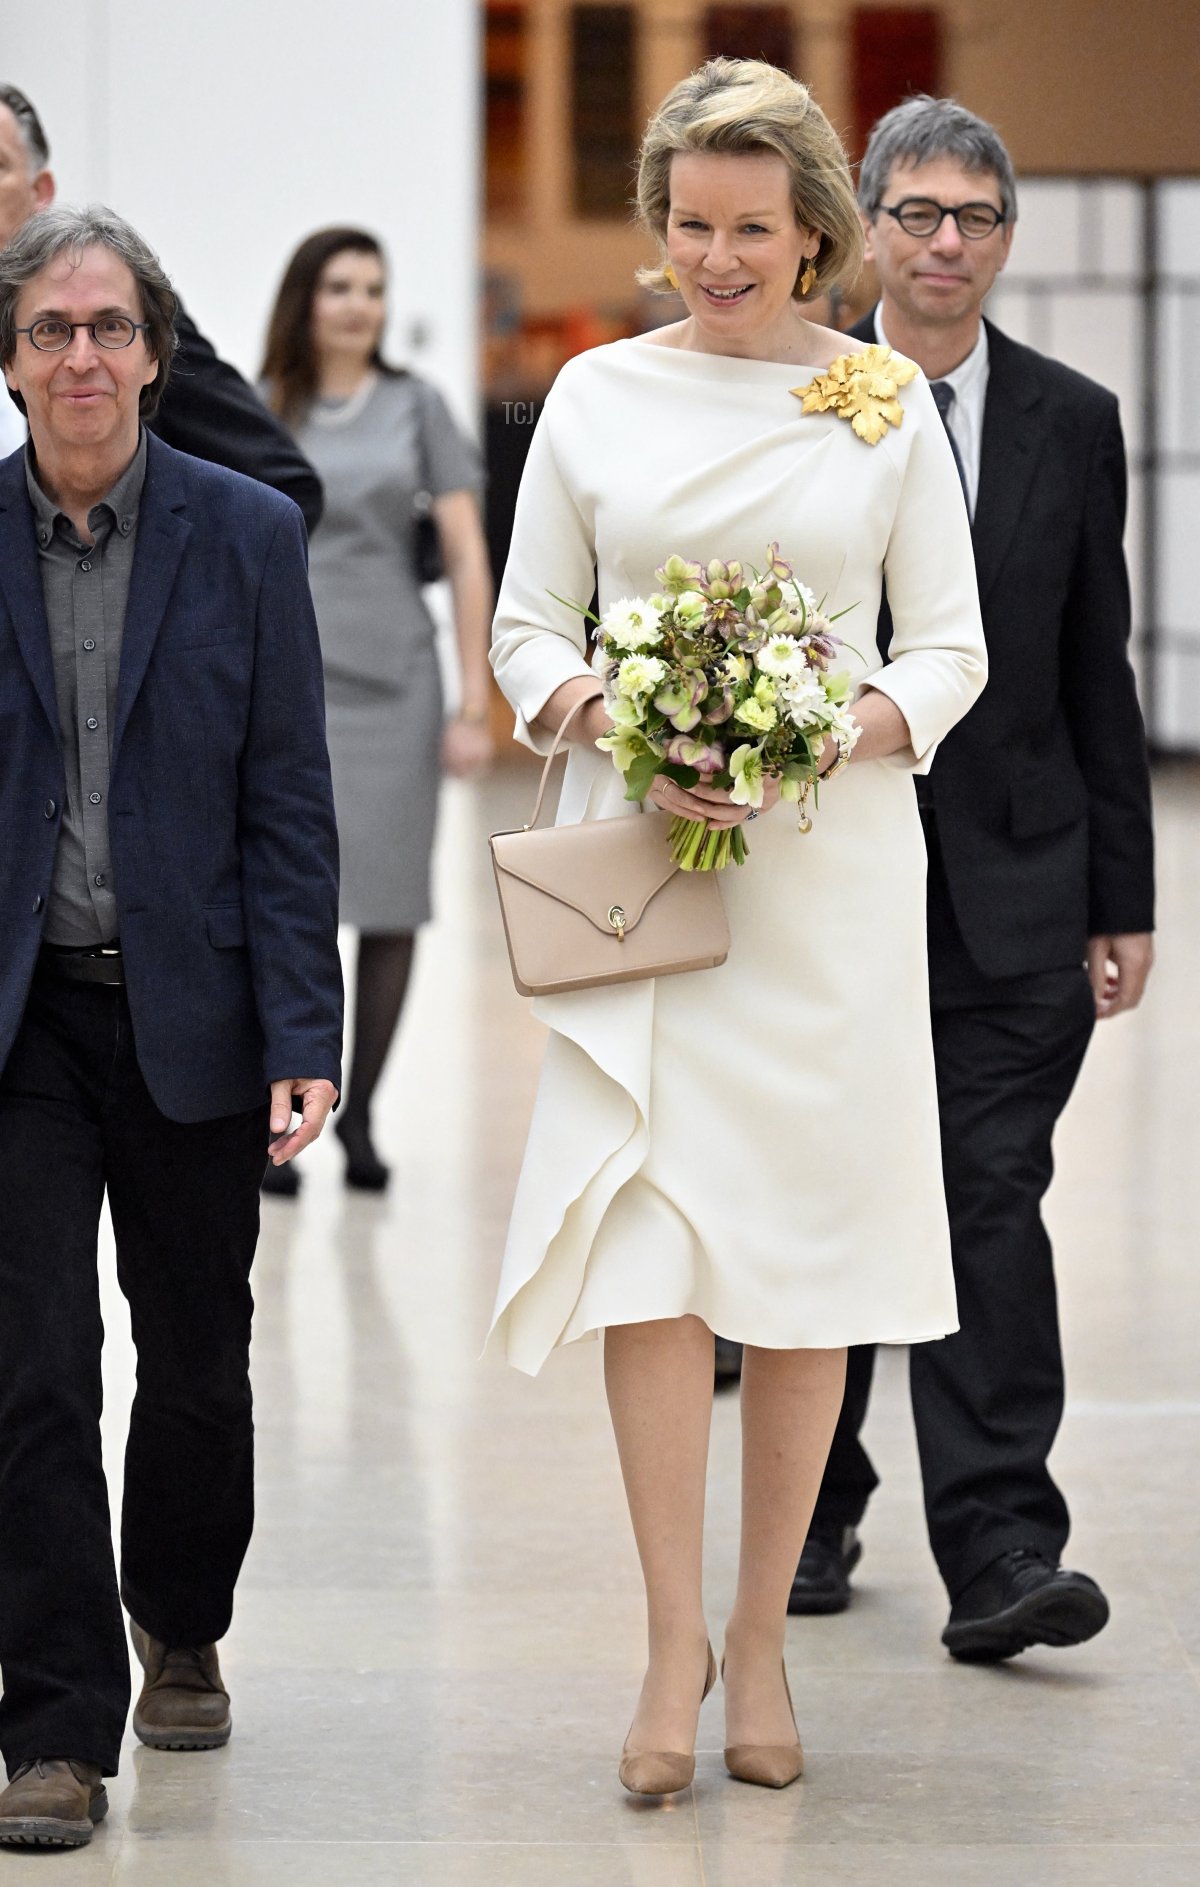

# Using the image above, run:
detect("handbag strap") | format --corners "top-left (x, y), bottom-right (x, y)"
top-left (409, 372), bottom-right (432, 506)
top-left (524, 691), bottom-right (605, 831)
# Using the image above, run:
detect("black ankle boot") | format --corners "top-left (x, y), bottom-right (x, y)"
top-left (335, 1114), bottom-right (390, 1191)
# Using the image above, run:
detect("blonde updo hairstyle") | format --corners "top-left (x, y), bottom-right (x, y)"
top-left (636, 57), bottom-right (864, 301)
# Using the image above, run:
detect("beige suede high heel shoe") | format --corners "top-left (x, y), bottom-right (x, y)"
top-left (618, 1642), bottom-right (717, 1796)
top-left (721, 1656), bottom-right (805, 1789)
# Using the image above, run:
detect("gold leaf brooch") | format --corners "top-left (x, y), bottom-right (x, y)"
top-left (791, 344), bottom-right (919, 445)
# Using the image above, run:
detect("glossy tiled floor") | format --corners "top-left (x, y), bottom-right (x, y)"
top-left (10, 764), bottom-right (1199, 1885)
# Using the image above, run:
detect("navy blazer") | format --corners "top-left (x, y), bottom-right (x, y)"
top-left (0, 433), bottom-right (343, 1122)
top-left (857, 313), bottom-right (1155, 978)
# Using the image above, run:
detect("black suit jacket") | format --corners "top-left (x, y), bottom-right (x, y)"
top-left (855, 311), bottom-right (1155, 978)
top-left (149, 304), bottom-right (324, 536)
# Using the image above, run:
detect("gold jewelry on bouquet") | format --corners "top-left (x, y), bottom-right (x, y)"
top-left (799, 256), bottom-right (818, 297)
top-left (797, 779), bottom-right (813, 835)
top-left (664, 262), bottom-right (679, 290)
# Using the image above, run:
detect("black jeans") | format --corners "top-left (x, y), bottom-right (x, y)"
top-left (812, 826), bottom-right (1096, 1600)
top-left (0, 971), bottom-right (268, 1777)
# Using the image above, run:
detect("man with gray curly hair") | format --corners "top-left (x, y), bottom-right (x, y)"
top-left (789, 96), bottom-right (1155, 1664)
top-left (0, 205), bottom-right (342, 1847)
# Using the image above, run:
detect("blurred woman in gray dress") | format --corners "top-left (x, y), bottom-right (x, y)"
top-left (261, 228), bottom-right (493, 1192)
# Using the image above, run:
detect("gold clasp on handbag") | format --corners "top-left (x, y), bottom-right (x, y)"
top-left (607, 904), bottom-right (627, 943)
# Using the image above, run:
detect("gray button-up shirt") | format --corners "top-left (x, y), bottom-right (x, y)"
top-left (26, 432), bottom-right (146, 946)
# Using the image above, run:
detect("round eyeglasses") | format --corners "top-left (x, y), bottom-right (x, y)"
top-left (15, 316), bottom-right (150, 352)
top-left (881, 198), bottom-right (1007, 241)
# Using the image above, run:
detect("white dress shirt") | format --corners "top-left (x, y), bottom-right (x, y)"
top-left (0, 381), bottom-right (27, 458)
top-left (876, 307), bottom-right (989, 519)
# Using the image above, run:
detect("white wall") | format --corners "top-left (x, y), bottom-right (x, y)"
top-left (1, 0), bottom-right (481, 424)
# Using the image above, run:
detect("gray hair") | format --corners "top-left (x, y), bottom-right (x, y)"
top-left (0, 203), bottom-right (177, 419)
top-left (859, 95), bottom-right (1017, 225)
top-left (0, 83), bottom-right (50, 173)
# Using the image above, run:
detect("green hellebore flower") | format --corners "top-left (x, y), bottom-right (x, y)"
top-left (764, 541), bottom-right (794, 583)
top-left (729, 742), bottom-right (765, 808)
top-left (596, 726), bottom-right (651, 774)
top-left (702, 683), bottom-right (735, 725)
top-left (654, 679), bottom-right (695, 716)
top-left (674, 590), bottom-right (708, 622)
top-left (658, 554), bottom-right (704, 591)
top-left (608, 696), bottom-right (643, 727)
top-left (665, 733), bottom-right (724, 773)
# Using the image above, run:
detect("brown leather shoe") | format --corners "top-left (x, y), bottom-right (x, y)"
top-left (130, 1621), bottom-right (232, 1751)
top-left (0, 1759), bottom-right (107, 1848)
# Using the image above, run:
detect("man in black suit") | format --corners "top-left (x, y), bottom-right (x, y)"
top-left (789, 97), bottom-right (1155, 1661)
top-left (0, 82), bottom-right (322, 532)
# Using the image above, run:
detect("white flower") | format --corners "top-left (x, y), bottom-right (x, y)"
top-left (754, 633), bottom-right (808, 679)
top-left (794, 582), bottom-right (818, 619)
top-left (601, 596), bottom-right (664, 650)
top-left (778, 668), bottom-right (827, 725)
top-left (615, 654), bottom-right (666, 701)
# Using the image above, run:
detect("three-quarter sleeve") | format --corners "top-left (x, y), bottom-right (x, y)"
top-left (490, 386), bottom-right (600, 753)
top-left (415, 379), bottom-right (484, 496)
top-left (867, 377), bottom-right (988, 772)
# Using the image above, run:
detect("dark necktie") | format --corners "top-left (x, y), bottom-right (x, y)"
top-left (930, 379), bottom-right (969, 507)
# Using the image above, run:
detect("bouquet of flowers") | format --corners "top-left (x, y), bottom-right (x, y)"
top-left (559, 545), bottom-right (861, 870)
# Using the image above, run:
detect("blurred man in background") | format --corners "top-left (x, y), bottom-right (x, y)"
top-left (0, 83), bottom-right (322, 531)
top-left (789, 96), bottom-right (1155, 1662)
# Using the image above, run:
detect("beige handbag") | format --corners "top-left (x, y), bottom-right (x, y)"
top-left (490, 697), bottom-right (730, 998)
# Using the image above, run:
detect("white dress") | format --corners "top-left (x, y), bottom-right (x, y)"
top-left (489, 337), bottom-right (987, 1376)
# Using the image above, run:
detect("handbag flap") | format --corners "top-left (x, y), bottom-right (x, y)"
top-left (490, 816), bottom-right (681, 935)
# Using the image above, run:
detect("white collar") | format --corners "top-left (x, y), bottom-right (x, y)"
top-left (873, 306), bottom-right (989, 393)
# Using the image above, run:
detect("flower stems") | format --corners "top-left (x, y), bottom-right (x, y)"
top-left (668, 816), bottom-right (749, 871)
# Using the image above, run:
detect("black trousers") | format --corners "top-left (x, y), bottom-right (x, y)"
top-left (0, 971), bottom-right (268, 1777)
top-left (811, 823), bottom-right (1096, 1601)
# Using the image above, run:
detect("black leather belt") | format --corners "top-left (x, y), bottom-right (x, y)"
top-left (38, 942), bottom-right (125, 986)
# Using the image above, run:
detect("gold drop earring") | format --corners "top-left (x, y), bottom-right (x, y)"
top-left (664, 262), bottom-right (679, 290)
top-left (800, 256), bottom-right (818, 298)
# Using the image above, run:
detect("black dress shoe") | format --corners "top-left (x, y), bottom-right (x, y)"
top-left (335, 1115), bottom-right (390, 1191)
top-left (260, 1158), bottom-right (300, 1198)
top-left (942, 1547), bottom-right (1110, 1663)
top-left (713, 1336), bottom-right (743, 1390)
top-left (788, 1525), bottom-right (862, 1615)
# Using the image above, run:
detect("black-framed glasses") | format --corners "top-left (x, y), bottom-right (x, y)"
top-left (880, 198), bottom-right (1007, 240)
top-left (15, 316), bottom-right (149, 352)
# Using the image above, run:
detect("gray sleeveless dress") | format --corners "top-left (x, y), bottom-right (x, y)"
top-left (296, 372), bottom-right (482, 930)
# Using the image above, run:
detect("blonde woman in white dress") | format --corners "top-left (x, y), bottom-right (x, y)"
top-left (489, 58), bottom-right (987, 1795)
